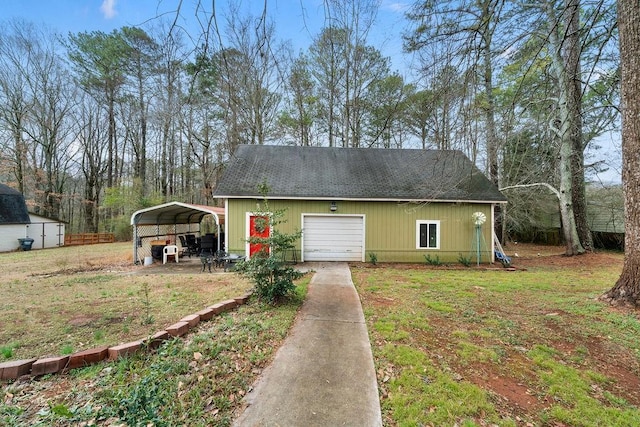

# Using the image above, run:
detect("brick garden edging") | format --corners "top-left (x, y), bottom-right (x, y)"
top-left (0, 293), bottom-right (252, 381)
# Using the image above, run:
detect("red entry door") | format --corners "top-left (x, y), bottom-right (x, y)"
top-left (249, 215), bottom-right (270, 257)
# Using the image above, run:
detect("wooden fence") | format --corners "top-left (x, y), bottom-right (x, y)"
top-left (64, 233), bottom-right (116, 246)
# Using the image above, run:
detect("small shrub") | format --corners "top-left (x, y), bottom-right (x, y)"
top-left (1, 345), bottom-right (13, 359)
top-left (457, 253), bottom-right (472, 267)
top-left (140, 282), bottom-right (154, 325)
top-left (237, 255), bottom-right (303, 303)
top-left (50, 403), bottom-right (73, 418)
top-left (236, 183), bottom-right (303, 304)
top-left (93, 329), bottom-right (105, 342)
top-left (424, 254), bottom-right (442, 266)
top-left (98, 349), bottom-right (187, 426)
top-left (368, 252), bottom-right (378, 265)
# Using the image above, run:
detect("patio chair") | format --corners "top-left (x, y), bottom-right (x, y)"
top-left (163, 245), bottom-right (179, 264)
top-left (214, 250), bottom-right (228, 269)
top-left (178, 235), bottom-right (198, 257)
top-left (200, 234), bottom-right (215, 256)
top-left (200, 252), bottom-right (214, 272)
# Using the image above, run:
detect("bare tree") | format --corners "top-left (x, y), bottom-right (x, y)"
top-left (183, 49), bottom-right (223, 205)
top-left (308, 26), bottom-right (345, 147)
top-left (324, 0), bottom-right (379, 147)
top-left (212, 5), bottom-right (287, 148)
top-left (75, 96), bottom-right (108, 232)
top-left (153, 26), bottom-right (185, 200)
top-left (0, 20), bottom-right (31, 195)
top-left (539, 0), bottom-right (586, 255)
top-left (4, 21), bottom-right (76, 218)
top-left (405, 0), bottom-right (508, 241)
top-left (309, 26), bottom-right (394, 147)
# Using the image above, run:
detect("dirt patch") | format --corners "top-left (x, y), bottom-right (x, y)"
top-left (581, 335), bottom-right (640, 406)
top-left (68, 316), bottom-right (97, 327)
top-left (364, 294), bottom-right (398, 309)
top-left (468, 362), bottom-right (542, 411)
top-left (508, 245), bottom-right (622, 270)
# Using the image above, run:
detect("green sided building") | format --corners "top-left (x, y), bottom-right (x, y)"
top-left (213, 145), bottom-right (507, 264)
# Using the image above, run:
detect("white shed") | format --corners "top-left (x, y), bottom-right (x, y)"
top-left (0, 184), bottom-right (32, 252)
top-left (0, 184), bottom-right (66, 252)
top-left (27, 213), bottom-right (66, 250)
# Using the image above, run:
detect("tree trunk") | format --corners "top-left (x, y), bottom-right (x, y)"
top-left (480, 16), bottom-right (502, 243)
top-left (602, 0), bottom-right (640, 305)
top-left (564, 0), bottom-right (593, 252)
top-left (546, 0), bottom-right (585, 256)
top-left (12, 126), bottom-right (26, 195)
top-left (138, 68), bottom-right (147, 197)
top-left (107, 89), bottom-right (115, 189)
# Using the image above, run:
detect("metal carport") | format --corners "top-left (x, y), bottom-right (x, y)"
top-left (130, 202), bottom-right (224, 264)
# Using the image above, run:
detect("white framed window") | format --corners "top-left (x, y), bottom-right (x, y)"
top-left (416, 220), bottom-right (440, 249)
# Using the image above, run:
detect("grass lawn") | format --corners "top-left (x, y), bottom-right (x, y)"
top-left (3, 242), bottom-right (639, 426)
top-left (0, 242), bottom-right (253, 360)
top-left (353, 245), bottom-right (640, 426)
top-left (1, 242), bottom-right (310, 426)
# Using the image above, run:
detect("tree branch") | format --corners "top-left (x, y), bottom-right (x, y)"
top-left (500, 182), bottom-right (560, 200)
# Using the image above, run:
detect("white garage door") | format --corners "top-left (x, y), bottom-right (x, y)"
top-left (303, 215), bottom-right (364, 262)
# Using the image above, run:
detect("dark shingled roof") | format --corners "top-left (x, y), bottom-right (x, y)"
top-left (214, 145), bottom-right (507, 203)
top-left (0, 184), bottom-right (31, 224)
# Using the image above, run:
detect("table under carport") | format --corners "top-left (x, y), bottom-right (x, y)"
top-left (130, 202), bottom-right (224, 265)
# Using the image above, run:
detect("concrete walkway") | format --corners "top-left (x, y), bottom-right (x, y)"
top-left (233, 262), bottom-right (382, 427)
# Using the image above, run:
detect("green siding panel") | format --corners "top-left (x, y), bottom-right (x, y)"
top-left (225, 199), bottom-right (495, 263)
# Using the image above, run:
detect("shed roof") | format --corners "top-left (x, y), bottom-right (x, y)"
top-left (214, 145), bottom-right (507, 203)
top-left (0, 184), bottom-right (31, 224)
top-left (130, 202), bottom-right (224, 226)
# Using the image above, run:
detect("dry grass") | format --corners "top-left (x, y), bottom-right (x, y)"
top-left (0, 242), bottom-right (253, 360)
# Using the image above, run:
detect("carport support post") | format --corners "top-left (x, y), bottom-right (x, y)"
top-left (217, 223), bottom-right (221, 252)
top-left (133, 224), bottom-right (139, 264)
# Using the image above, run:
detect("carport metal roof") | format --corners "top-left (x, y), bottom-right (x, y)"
top-left (130, 202), bottom-right (225, 265)
top-left (130, 202), bottom-right (224, 226)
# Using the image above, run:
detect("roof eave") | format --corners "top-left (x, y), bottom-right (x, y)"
top-left (214, 195), bottom-right (508, 204)
top-left (130, 201), bottom-right (224, 226)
